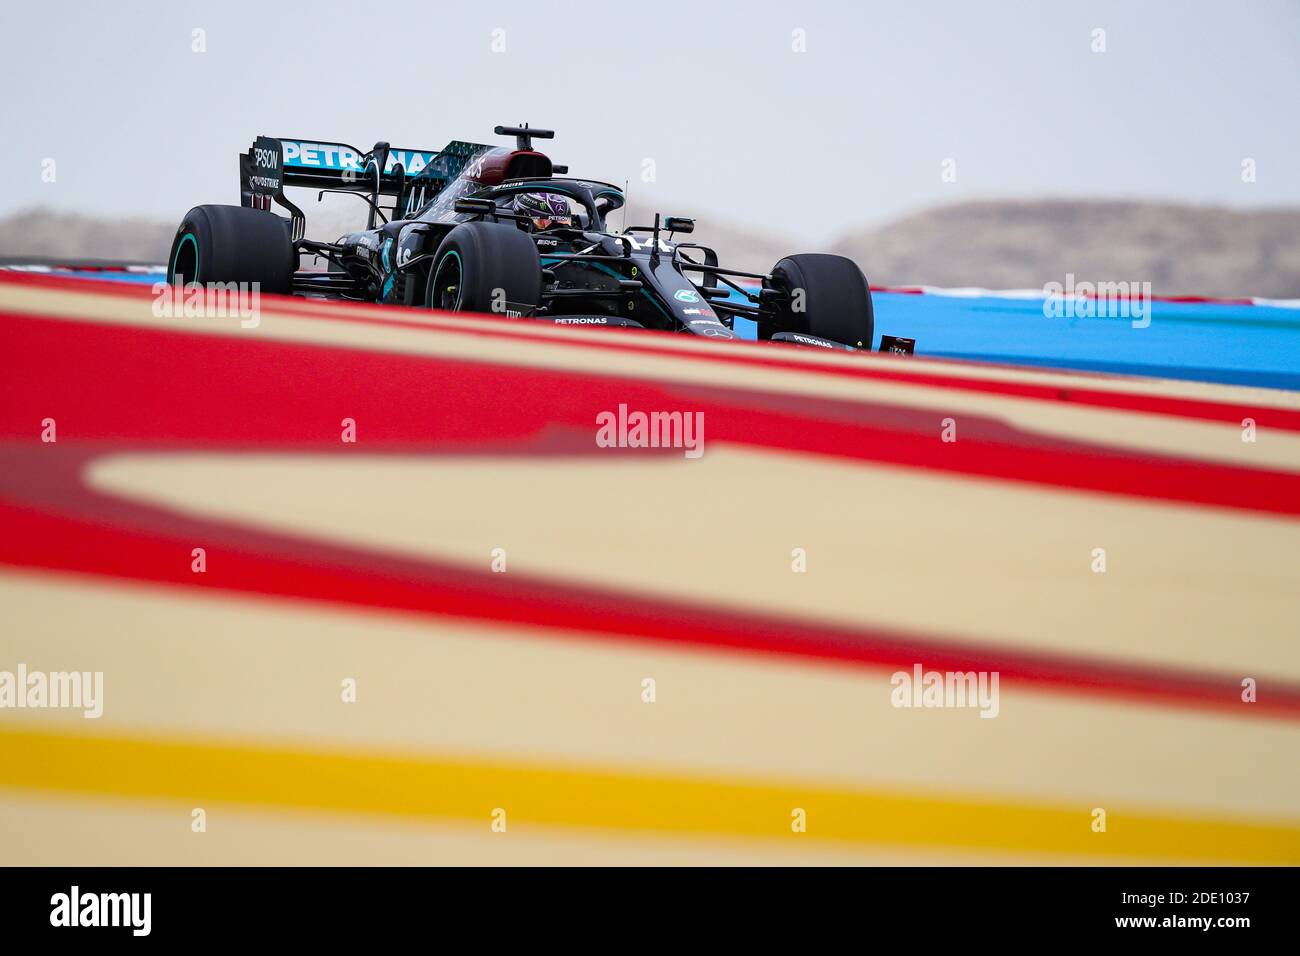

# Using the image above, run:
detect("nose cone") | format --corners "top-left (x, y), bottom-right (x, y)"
top-left (669, 288), bottom-right (734, 338)
top-left (685, 320), bottom-right (735, 339)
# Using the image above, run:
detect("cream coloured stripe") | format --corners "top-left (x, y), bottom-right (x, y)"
top-left (85, 445), bottom-right (1300, 681)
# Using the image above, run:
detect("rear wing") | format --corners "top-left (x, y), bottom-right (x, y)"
top-left (239, 135), bottom-right (490, 237)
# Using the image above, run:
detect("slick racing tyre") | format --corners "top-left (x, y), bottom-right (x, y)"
top-left (167, 205), bottom-right (294, 294)
top-left (426, 221), bottom-right (542, 316)
top-left (767, 253), bottom-right (874, 350)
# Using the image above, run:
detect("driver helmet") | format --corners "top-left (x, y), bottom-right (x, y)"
top-left (515, 191), bottom-right (573, 231)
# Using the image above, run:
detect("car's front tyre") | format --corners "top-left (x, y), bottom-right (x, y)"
top-left (425, 222), bottom-right (542, 316)
top-left (765, 253), bottom-right (874, 349)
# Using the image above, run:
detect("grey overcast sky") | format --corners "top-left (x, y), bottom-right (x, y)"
top-left (1, 0), bottom-right (1296, 243)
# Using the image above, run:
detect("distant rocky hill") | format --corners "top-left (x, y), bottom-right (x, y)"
top-left (0, 208), bottom-right (178, 262)
top-left (4, 199), bottom-right (1297, 299)
top-left (830, 200), bottom-right (1300, 299)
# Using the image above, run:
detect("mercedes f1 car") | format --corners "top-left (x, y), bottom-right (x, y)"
top-left (167, 125), bottom-right (906, 353)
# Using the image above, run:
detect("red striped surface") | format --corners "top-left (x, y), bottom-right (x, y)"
top-left (2, 271), bottom-right (1298, 863)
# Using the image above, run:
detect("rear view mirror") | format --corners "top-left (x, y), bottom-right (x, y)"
top-left (665, 216), bottom-right (695, 234)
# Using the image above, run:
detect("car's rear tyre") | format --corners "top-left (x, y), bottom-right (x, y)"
top-left (426, 222), bottom-right (541, 316)
top-left (167, 205), bottom-right (295, 294)
top-left (766, 253), bottom-right (874, 349)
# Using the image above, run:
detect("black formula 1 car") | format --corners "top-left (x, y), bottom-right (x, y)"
top-left (167, 125), bottom-right (909, 353)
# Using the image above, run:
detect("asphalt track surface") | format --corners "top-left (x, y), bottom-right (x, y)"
top-left (1, 270), bottom-right (1298, 864)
